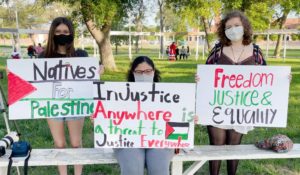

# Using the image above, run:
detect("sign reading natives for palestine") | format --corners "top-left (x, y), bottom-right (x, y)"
top-left (196, 65), bottom-right (291, 127)
top-left (92, 82), bottom-right (196, 148)
top-left (7, 57), bottom-right (99, 119)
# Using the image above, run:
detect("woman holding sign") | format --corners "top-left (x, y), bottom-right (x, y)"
top-left (39, 17), bottom-right (89, 175)
top-left (114, 56), bottom-right (174, 175)
top-left (204, 11), bottom-right (266, 175)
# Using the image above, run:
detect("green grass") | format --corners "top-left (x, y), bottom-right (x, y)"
top-left (1, 49), bottom-right (300, 175)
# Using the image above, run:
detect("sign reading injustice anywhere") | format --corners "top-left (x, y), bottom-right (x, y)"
top-left (93, 82), bottom-right (195, 148)
top-left (7, 57), bottom-right (99, 119)
top-left (196, 65), bottom-right (291, 127)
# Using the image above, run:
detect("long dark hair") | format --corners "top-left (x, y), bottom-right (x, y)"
top-left (217, 10), bottom-right (253, 46)
top-left (44, 17), bottom-right (75, 57)
top-left (127, 56), bottom-right (161, 82)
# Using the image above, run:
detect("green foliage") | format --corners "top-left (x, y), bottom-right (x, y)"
top-left (222, 0), bottom-right (275, 30)
top-left (291, 34), bottom-right (300, 41)
top-left (167, 0), bottom-right (222, 29)
top-left (270, 34), bottom-right (278, 41)
top-left (45, 0), bottom-right (138, 28)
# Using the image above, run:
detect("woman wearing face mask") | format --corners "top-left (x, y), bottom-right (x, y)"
top-left (204, 11), bottom-right (266, 175)
top-left (114, 56), bottom-right (174, 175)
top-left (38, 17), bottom-right (88, 175)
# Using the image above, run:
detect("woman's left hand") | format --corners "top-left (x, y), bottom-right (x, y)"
top-left (194, 115), bottom-right (199, 124)
top-left (288, 73), bottom-right (292, 83)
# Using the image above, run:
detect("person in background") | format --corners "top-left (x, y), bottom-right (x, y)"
top-left (175, 46), bottom-right (179, 60)
top-left (11, 48), bottom-right (20, 59)
top-left (169, 42), bottom-right (176, 61)
top-left (35, 43), bottom-right (44, 55)
top-left (186, 46), bottom-right (190, 59)
top-left (27, 45), bottom-right (36, 58)
top-left (114, 56), bottom-right (174, 175)
top-left (166, 46), bottom-right (169, 56)
top-left (180, 46), bottom-right (187, 60)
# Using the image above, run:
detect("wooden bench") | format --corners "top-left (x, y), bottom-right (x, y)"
top-left (0, 144), bottom-right (300, 175)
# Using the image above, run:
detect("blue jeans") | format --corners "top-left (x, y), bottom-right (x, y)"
top-left (114, 148), bottom-right (174, 175)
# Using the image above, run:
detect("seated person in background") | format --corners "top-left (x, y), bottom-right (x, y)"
top-left (27, 45), bottom-right (36, 58)
top-left (35, 43), bottom-right (44, 55)
top-left (11, 48), bottom-right (20, 59)
top-left (180, 46), bottom-right (187, 60)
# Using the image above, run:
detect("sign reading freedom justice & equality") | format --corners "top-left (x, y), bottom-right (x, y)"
top-left (7, 57), bottom-right (99, 119)
top-left (93, 82), bottom-right (196, 148)
top-left (196, 65), bottom-right (291, 127)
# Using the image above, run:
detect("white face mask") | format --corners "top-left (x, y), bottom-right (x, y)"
top-left (225, 26), bottom-right (244, 42)
top-left (134, 73), bottom-right (154, 82)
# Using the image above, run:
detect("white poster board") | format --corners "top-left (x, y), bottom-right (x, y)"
top-left (196, 65), bottom-right (291, 127)
top-left (93, 82), bottom-right (196, 148)
top-left (7, 57), bottom-right (99, 119)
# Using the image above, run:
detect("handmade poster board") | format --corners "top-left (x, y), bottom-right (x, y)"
top-left (196, 65), bottom-right (291, 127)
top-left (7, 57), bottom-right (99, 119)
top-left (93, 82), bottom-right (196, 148)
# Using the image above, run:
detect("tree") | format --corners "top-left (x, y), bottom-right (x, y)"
top-left (223, 0), bottom-right (275, 30)
top-left (111, 19), bottom-right (129, 55)
top-left (45, 0), bottom-right (138, 70)
top-left (155, 5), bottom-right (188, 45)
top-left (0, 0), bottom-right (70, 48)
top-left (158, 0), bottom-right (166, 55)
top-left (132, 0), bottom-right (146, 53)
top-left (272, 0), bottom-right (300, 58)
top-left (167, 0), bottom-right (222, 51)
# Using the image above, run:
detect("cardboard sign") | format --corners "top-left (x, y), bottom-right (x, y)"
top-left (196, 65), bottom-right (291, 127)
top-left (93, 82), bottom-right (196, 148)
top-left (7, 57), bottom-right (99, 119)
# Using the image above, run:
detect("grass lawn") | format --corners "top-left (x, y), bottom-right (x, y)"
top-left (0, 49), bottom-right (300, 175)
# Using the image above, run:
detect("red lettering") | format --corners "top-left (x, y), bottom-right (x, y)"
top-left (141, 135), bottom-right (147, 147)
top-left (214, 69), bottom-right (274, 88)
top-left (137, 101), bottom-right (147, 120)
top-left (236, 74), bottom-right (243, 88)
top-left (93, 100), bottom-right (107, 119)
top-left (214, 68), bottom-right (224, 88)
top-left (163, 112), bottom-right (172, 122)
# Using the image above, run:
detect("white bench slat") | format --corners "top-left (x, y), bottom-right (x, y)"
top-left (1, 144), bottom-right (300, 175)
top-left (0, 148), bottom-right (117, 167)
top-left (173, 144), bottom-right (300, 161)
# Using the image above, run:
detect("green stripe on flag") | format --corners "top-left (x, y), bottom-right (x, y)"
top-left (167, 133), bottom-right (188, 140)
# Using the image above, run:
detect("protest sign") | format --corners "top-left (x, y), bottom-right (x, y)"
top-left (7, 57), bottom-right (99, 119)
top-left (93, 82), bottom-right (195, 148)
top-left (196, 65), bottom-right (291, 127)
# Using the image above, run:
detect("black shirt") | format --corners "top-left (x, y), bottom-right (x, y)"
top-left (38, 49), bottom-right (88, 58)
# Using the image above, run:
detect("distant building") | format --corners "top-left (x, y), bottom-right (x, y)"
top-left (284, 18), bottom-right (300, 29)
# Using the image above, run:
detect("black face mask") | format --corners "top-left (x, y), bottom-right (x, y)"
top-left (54, 34), bottom-right (73, 45)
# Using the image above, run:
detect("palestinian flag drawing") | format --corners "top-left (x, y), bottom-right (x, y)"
top-left (165, 122), bottom-right (189, 140)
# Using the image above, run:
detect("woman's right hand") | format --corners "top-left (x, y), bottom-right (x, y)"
top-left (195, 74), bottom-right (200, 83)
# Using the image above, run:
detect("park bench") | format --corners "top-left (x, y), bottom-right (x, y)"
top-left (0, 144), bottom-right (300, 175)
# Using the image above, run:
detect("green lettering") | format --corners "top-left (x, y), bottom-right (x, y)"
top-left (31, 101), bottom-right (40, 119)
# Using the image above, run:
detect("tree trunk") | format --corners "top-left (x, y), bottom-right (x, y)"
top-left (135, 36), bottom-right (139, 53)
top-left (29, 34), bottom-right (36, 46)
top-left (158, 0), bottom-right (164, 54)
top-left (99, 31), bottom-right (116, 70)
top-left (201, 17), bottom-right (211, 51)
top-left (274, 11), bottom-right (289, 58)
top-left (83, 18), bottom-right (117, 70)
top-left (12, 33), bottom-right (18, 49)
top-left (115, 44), bottom-right (118, 55)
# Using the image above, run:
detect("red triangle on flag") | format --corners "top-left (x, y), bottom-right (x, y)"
top-left (8, 71), bottom-right (37, 105)
top-left (165, 122), bottom-right (175, 139)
